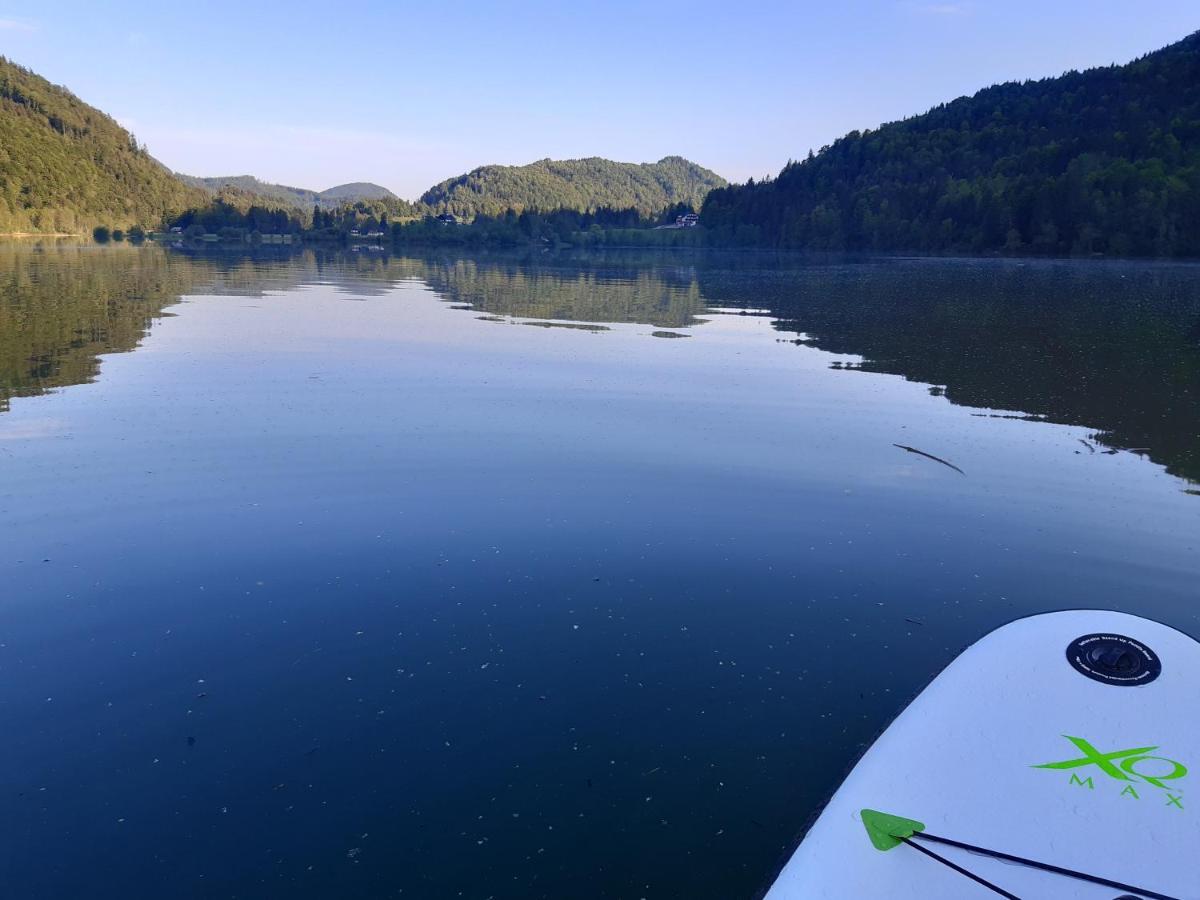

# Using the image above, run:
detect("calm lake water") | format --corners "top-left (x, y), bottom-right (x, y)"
top-left (1, 243), bottom-right (1197, 899)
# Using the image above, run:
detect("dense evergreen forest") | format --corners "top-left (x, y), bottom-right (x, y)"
top-left (702, 31), bottom-right (1200, 256)
top-left (0, 58), bottom-right (205, 233)
top-left (159, 197), bottom-right (706, 249)
top-left (387, 203), bottom-right (704, 248)
top-left (420, 157), bottom-right (726, 219)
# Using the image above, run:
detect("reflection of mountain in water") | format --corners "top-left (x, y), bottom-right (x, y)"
top-left (697, 258), bottom-right (1200, 485)
top-left (0, 246), bottom-right (293, 411)
top-left (419, 256), bottom-right (709, 328)
top-left (3, 245), bottom-right (1197, 487)
top-left (0, 246), bottom-right (714, 416)
top-left (413, 251), bottom-right (1200, 484)
top-left (0, 244), bottom-right (194, 411)
top-left (0, 244), bottom-right (430, 412)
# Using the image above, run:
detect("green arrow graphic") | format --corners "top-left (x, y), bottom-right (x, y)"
top-left (860, 808), bottom-right (926, 851)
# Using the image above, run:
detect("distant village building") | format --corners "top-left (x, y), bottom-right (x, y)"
top-left (676, 213), bottom-right (700, 228)
top-left (437, 213), bottom-right (457, 226)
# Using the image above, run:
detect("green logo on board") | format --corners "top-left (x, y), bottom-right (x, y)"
top-left (1034, 735), bottom-right (1187, 808)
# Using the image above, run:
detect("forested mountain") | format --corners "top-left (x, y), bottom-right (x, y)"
top-left (0, 57), bottom-right (204, 233)
top-left (420, 156), bottom-right (726, 219)
top-left (0, 56), bottom-right (717, 234)
top-left (320, 182), bottom-right (395, 202)
top-left (179, 174), bottom-right (396, 208)
top-left (178, 175), bottom-right (320, 208)
top-left (702, 31), bottom-right (1200, 256)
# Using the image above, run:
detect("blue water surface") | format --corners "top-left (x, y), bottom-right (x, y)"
top-left (0, 245), bottom-right (1196, 898)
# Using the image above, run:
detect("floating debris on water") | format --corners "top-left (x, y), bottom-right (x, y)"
top-left (892, 443), bottom-right (965, 476)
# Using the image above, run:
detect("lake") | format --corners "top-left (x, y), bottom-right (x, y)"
top-left (1, 243), bottom-right (1197, 899)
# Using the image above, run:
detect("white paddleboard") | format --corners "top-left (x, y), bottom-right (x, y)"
top-left (764, 610), bottom-right (1199, 899)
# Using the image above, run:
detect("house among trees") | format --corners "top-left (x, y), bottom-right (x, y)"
top-left (437, 213), bottom-right (458, 226)
top-left (676, 213), bottom-right (699, 227)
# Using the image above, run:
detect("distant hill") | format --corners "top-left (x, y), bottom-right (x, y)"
top-left (0, 56), bottom-right (716, 232)
top-left (180, 174), bottom-right (396, 209)
top-left (178, 174), bottom-right (320, 208)
top-left (702, 31), bottom-right (1200, 256)
top-left (319, 181), bottom-right (395, 202)
top-left (0, 57), bottom-right (205, 233)
top-left (419, 156), bottom-right (726, 219)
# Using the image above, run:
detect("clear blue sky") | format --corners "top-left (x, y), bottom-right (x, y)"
top-left (2, 1), bottom-right (1196, 198)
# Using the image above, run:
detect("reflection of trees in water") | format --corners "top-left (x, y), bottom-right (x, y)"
top-left (418, 256), bottom-right (708, 328)
top-left (697, 258), bottom-right (1200, 485)
top-left (0, 243), bottom-right (198, 411)
top-left (4, 245), bottom-right (1197, 489)
top-left (0, 244), bottom-right (712, 414)
top-left (0, 245), bottom-right (423, 412)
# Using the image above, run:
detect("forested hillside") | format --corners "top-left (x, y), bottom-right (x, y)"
top-left (420, 156), bottom-right (726, 219)
top-left (0, 55), bottom-right (720, 234)
top-left (320, 182), bottom-right (395, 202)
top-left (178, 175), bottom-right (321, 208)
top-left (702, 31), bottom-right (1200, 256)
top-left (0, 57), bottom-right (204, 233)
top-left (179, 174), bottom-right (396, 208)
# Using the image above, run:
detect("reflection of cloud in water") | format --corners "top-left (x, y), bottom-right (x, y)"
top-left (0, 417), bottom-right (67, 440)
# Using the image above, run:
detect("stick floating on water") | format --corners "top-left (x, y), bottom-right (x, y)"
top-left (892, 444), bottom-right (965, 476)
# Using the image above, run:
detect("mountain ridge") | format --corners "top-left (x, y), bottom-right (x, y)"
top-left (178, 174), bottom-right (396, 208)
top-left (419, 155), bottom-right (727, 219)
top-left (0, 56), bottom-right (205, 233)
top-left (0, 55), bottom-right (724, 232)
top-left (701, 30), bottom-right (1200, 256)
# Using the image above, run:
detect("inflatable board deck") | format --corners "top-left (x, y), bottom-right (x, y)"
top-left (765, 610), bottom-right (1199, 899)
